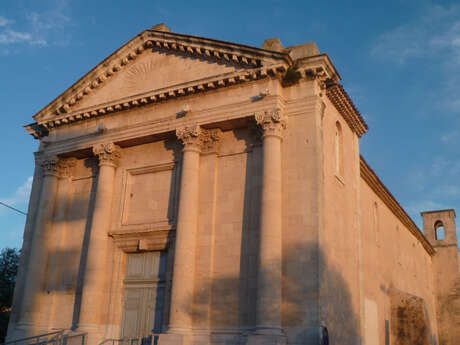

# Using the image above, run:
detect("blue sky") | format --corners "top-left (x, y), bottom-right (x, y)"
top-left (1, 0), bottom-right (459, 248)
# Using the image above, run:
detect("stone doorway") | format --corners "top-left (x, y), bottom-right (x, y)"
top-left (121, 251), bottom-right (167, 338)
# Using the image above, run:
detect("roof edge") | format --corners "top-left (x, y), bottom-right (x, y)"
top-left (360, 156), bottom-right (435, 256)
top-left (148, 28), bottom-right (291, 59)
top-left (326, 83), bottom-right (368, 138)
top-left (420, 209), bottom-right (456, 218)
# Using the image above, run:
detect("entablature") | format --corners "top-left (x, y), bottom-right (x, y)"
top-left (35, 94), bottom-right (288, 158)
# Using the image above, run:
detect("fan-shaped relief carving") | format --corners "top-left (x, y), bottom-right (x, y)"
top-left (71, 51), bottom-right (241, 111)
top-left (122, 59), bottom-right (158, 94)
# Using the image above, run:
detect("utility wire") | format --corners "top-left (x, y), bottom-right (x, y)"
top-left (0, 201), bottom-right (27, 216)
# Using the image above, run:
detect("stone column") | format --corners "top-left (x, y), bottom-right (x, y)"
top-left (47, 158), bottom-right (76, 329)
top-left (7, 156), bottom-right (43, 341)
top-left (250, 109), bottom-right (287, 344)
top-left (19, 156), bottom-right (61, 332)
top-left (168, 125), bottom-right (203, 334)
top-left (78, 143), bottom-right (120, 340)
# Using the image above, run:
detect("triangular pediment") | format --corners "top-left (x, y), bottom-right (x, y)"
top-left (33, 28), bottom-right (289, 125)
top-left (71, 49), bottom-right (249, 112)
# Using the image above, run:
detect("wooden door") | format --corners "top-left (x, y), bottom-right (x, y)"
top-left (121, 252), bottom-right (167, 338)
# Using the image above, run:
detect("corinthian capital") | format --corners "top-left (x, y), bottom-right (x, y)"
top-left (255, 108), bottom-right (287, 139)
top-left (39, 156), bottom-right (60, 177)
top-left (93, 142), bottom-right (121, 167)
top-left (176, 125), bottom-right (222, 153)
top-left (200, 128), bottom-right (222, 153)
top-left (58, 158), bottom-right (77, 178)
top-left (176, 124), bottom-right (202, 152)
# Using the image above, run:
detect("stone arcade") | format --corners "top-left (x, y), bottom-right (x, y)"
top-left (6, 24), bottom-right (460, 345)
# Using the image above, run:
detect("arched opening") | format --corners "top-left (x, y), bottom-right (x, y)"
top-left (335, 121), bottom-right (344, 177)
top-left (434, 220), bottom-right (445, 240)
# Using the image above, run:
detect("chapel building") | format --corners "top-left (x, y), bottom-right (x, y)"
top-left (6, 24), bottom-right (460, 345)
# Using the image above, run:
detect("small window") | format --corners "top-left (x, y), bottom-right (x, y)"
top-left (434, 220), bottom-right (445, 240)
top-left (335, 121), bottom-right (344, 177)
top-left (373, 202), bottom-right (380, 244)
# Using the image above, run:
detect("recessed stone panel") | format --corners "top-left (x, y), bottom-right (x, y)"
top-left (121, 162), bottom-right (176, 226)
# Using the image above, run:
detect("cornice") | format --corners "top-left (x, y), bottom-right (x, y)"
top-left (326, 83), bottom-right (368, 138)
top-left (147, 29), bottom-right (290, 62)
top-left (296, 54), bottom-right (341, 85)
top-left (360, 156), bottom-right (435, 256)
top-left (420, 209), bottom-right (456, 218)
top-left (31, 29), bottom-right (289, 124)
top-left (109, 226), bottom-right (174, 253)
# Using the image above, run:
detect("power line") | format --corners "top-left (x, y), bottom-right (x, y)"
top-left (0, 201), bottom-right (27, 216)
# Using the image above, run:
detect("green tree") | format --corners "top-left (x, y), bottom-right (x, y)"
top-left (0, 248), bottom-right (20, 343)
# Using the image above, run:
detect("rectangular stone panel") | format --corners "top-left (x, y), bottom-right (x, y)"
top-left (121, 162), bottom-right (176, 226)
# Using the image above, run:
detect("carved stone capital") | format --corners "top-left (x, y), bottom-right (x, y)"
top-left (39, 156), bottom-right (60, 177)
top-left (93, 142), bottom-right (121, 167)
top-left (176, 124), bottom-right (202, 152)
top-left (200, 128), bottom-right (222, 153)
top-left (176, 125), bottom-right (222, 153)
top-left (57, 158), bottom-right (77, 179)
top-left (255, 108), bottom-right (287, 139)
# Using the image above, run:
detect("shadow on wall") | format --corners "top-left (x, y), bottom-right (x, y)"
top-left (190, 129), bottom-right (359, 344)
top-left (18, 134), bottom-right (361, 344)
top-left (186, 242), bottom-right (360, 345)
top-left (44, 249), bottom-right (81, 292)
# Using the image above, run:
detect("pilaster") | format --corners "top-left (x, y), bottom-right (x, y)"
top-left (47, 158), bottom-right (77, 329)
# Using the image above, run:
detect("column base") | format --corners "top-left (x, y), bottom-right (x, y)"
top-left (158, 329), bottom-right (244, 345)
top-left (9, 321), bottom-right (50, 340)
top-left (245, 334), bottom-right (287, 345)
top-left (158, 333), bottom-right (185, 345)
top-left (76, 325), bottom-right (106, 345)
top-left (245, 328), bottom-right (287, 345)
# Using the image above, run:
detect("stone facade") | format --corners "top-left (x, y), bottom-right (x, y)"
top-left (6, 24), bottom-right (460, 345)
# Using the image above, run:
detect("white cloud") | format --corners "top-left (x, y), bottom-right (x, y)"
top-left (372, 5), bottom-right (460, 64)
top-left (0, 29), bottom-right (47, 46)
top-left (371, 4), bottom-right (460, 112)
top-left (0, 16), bottom-right (14, 27)
top-left (27, 10), bottom-right (70, 32)
top-left (438, 185), bottom-right (460, 198)
top-left (430, 157), bottom-right (460, 176)
top-left (0, 1), bottom-right (71, 50)
top-left (0, 176), bottom-right (33, 207)
top-left (441, 130), bottom-right (460, 144)
top-left (406, 200), bottom-right (448, 218)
